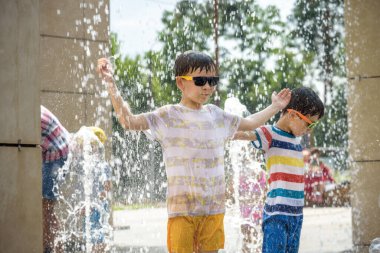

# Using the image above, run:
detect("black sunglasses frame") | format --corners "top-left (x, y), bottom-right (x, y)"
top-left (179, 76), bottom-right (219, 87)
top-left (192, 76), bottom-right (219, 87)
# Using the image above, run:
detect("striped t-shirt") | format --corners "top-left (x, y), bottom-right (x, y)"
top-left (252, 125), bottom-right (304, 216)
top-left (144, 104), bottom-right (240, 217)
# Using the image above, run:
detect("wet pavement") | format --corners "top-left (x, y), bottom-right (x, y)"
top-left (113, 207), bottom-right (352, 253)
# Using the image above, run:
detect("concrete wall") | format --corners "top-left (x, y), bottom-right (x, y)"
top-left (0, 1), bottom-right (42, 252)
top-left (0, 0), bottom-right (111, 251)
top-left (345, 0), bottom-right (380, 252)
top-left (40, 0), bottom-right (112, 151)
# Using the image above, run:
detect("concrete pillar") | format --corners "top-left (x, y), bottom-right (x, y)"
top-left (0, 0), bottom-right (42, 252)
top-left (39, 0), bottom-right (113, 243)
top-left (39, 0), bottom-right (112, 153)
top-left (345, 1), bottom-right (380, 252)
top-left (1, 0), bottom-right (111, 251)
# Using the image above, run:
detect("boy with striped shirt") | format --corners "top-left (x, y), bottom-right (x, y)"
top-left (234, 87), bottom-right (324, 253)
top-left (97, 51), bottom-right (291, 253)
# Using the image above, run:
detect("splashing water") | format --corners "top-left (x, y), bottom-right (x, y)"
top-left (370, 238), bottom-right (380, 253)
top-left (224, 96), bottom-right (267, 253)
top-left (56, 126), bottom-right (113, 252)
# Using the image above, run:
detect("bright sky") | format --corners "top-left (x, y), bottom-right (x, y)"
top-left (110, 0), bottom-right (294, 57)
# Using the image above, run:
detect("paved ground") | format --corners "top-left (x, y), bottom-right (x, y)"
top-left (112, 207), bottom-right (352, 253)
top-left (299, 207), bottom-right (352, 253)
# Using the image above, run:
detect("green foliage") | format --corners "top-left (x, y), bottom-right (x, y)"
top-left (311, 80), bottom-right (348, 172)
top-left (220, 1), bottom-right (283, 55)
top-left (110, 34), bottom-right (167, 203)
top-left (159, 0), bottom-right (213, 57)
top-left (218, 1), bottom-right (309, 114)
top-left (109, 0), bottom-right (349, 202)
top-left (291, 0), bottom-right (344, 53)
top-left (110, 0), bottom-right (347, 145)
top-left (290, 0), bottom-right (348, 149)
top-left (110, 34), bottom-right (181, 112)
top-left (290, 0), bottom-right (346, 95)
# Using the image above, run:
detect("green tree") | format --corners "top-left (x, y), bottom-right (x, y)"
top-left (109, 0), bottom-right (349, 203)
top-left (291, 0), bottom-right (345, 102)
top-left (290, 0), bottom-right (348, 152)
top-left (158, 0), bottom-right (308, 113)
top-left (110, 34), bottom-right (166, 203)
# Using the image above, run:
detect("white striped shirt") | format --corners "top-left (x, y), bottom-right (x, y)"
top-left (144, 104), bottom-right (240, 217)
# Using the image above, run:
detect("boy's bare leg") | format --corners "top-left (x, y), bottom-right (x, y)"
top-left (317, 182), bottom-right (325, 205)
top-left (92, 243), bottom-right (106, 253)
top-left (43, 199), bottom-right (60, 252)
top-left (241, 224), bottom-right (252, 253)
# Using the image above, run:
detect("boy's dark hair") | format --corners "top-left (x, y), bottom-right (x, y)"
top-left (174, 50), bottom-right (217, 76)
top-left (310, 147), bottom-right (321, 156)
top-left (283, 87), bottom-right (325, 119)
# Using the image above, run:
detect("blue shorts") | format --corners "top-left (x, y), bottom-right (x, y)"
top-left (42, 157), bottom-right (66, 200)
top-left (83, 209), bottom-right (105, 244)
top-left (262, 213), bottom-right (303, 253)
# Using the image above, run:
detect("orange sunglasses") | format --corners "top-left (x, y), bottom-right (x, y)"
top-left (287, 109), bottom-right (318, 129)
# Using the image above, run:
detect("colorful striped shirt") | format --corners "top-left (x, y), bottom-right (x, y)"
top-left (41, 105), bottom-right (69, 162)
top-left (252, 125), bottom-right (304, 216)
top-left (144, 104), bottom-right (240, 217)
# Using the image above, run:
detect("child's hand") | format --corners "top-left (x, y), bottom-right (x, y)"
top-left (97, 58), bottom-right (114, 83)
top-left (271, 88), bottom-right (291, 110)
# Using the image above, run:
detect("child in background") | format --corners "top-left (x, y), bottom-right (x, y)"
top-left (239, 156), bottom-right (267, 253)
top-left (59, 126), bottom-right (111, 253)
top-left (305, 148), bottom-right (335, 206)
top-left (85, 126), bottom-right (112, 253)
top-left (97, 50), bottom-right (291, 253)
top-left (234, 87), bottom-right (325, 253)
top-left (40, 105), bottom-right (69, 253)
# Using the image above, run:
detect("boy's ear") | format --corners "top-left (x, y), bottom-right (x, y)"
top-left (287, 111), bottom-right (296, 120)
top-left (176, 76), bottom-right (185, 91)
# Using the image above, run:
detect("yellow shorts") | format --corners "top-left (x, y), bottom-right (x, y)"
top-left (167, 213), bottom-right (225, 253)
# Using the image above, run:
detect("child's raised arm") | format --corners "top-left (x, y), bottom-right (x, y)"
top-left (238, 88), bottom-right (291, 131)
top-left (97, 58), bottom-right (149, 131)
top-left (233, 131), bottom-right (257, 141)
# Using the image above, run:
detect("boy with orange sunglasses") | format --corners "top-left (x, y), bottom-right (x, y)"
top-left (234, 86), bottom-right (324, 253)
